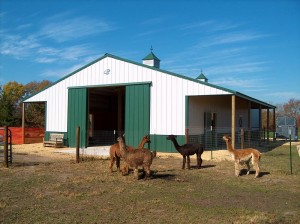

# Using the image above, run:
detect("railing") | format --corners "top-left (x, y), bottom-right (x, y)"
top-left (186, 127), bottom-right (277, 152)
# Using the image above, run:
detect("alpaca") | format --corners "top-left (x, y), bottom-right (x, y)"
top-left (222, 135), bottom-right (261, 178)
top-left (117, 136), bottom-right (156, 179)
top-left (109, 135), bottom-right (150, 172)
top-left (166, 135), bottom-right (204, 169)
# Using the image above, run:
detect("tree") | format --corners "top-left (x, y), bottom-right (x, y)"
top-left (283, 99), bottom-right (300, 120)
top-left (24, 80), bottom-right (52, 127)
top-left (276, 98), bottom-right (300, 126)
top-left (0, 80), bottom-right (52, 127)
top-left (0, 81), bottom-right (24, 126)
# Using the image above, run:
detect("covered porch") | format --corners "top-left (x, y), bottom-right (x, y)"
top-left (185, 93), bottom-right (276, 149)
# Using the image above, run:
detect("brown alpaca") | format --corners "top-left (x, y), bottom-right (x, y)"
top-left (117, 136), bottom-right (156, 179)
top-left (166, 135), bottom-right (204, 169)
top-left (222, 135), bottom-right (261, 178)
top-left (109, 135), bottom-right (150, 172)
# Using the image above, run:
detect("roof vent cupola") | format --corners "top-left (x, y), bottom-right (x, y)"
top-left (196, 70), bottom-right (208, 82)
top-left (142, 47), bottom-right (160, 69)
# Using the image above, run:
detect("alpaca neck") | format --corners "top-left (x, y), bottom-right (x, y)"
top-left (225, 140), bottom-right (235, 153)
top-left (118, 139), bottom-right (127, 157)
top-left (137, 139), bottom-right (147, 149)
top-left (170, 138), bottom-right (182, 153)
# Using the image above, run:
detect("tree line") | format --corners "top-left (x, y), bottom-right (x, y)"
top-left (0, 80), bottom-right (299, 128)
top-left (0, 80), bottom-right (52, 127)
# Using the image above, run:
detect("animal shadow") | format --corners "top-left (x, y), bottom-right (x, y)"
top-left (239, 169), bottom-right (270, 177)
top-left (151, 173), bottom-right (176, 180)
top-left (190, 164), bottom-right (216, 169)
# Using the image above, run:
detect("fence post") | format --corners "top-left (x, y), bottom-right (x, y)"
top-left (241, 128), bottom-right (244, 149)
top-left (76, 126), bottom-right (80, 163)
top-left (185, 128), bottom-right (189, 144)
top-left (4, 126), bottom-right (9, 168)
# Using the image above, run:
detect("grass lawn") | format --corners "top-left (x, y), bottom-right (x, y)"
top-left (1, 143), bottom-right (300, 224)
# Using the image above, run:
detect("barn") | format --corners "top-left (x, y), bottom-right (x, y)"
top-left (23, 51), bottom-right (276, 152)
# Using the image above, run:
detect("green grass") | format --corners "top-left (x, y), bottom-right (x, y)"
top-left (1, 144), bottom-right (300, 224)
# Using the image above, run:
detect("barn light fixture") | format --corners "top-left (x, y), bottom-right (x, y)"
top-left (104, 69), bottom-right (110, 75)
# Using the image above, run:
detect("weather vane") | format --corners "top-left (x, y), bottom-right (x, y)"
top-left (150, 45), bottom-right (153, 52)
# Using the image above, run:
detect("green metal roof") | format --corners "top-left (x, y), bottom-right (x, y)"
top-left (23, 52), bottom-right (275, 109)
top-left (142, 52), bottom-right (160, 61)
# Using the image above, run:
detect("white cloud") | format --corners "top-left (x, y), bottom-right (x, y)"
top-left (199, 31), bottom-right (267, 47)
top-left (39, 16), bottom-right (113, 42)
top-left (212, 77), bottom-right (265, 89)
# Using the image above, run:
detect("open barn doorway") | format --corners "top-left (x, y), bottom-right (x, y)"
top-left (88, 86), bottom-right (125, 146)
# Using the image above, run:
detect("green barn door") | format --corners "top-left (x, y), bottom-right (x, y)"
top-left (125, 84), bottom-right (150, 148)
top-left (67, 88), bottom-right (88, 148)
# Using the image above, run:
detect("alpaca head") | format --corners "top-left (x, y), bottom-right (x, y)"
top-left (117, 136), bottom-right (125, 143)
top-left (222, 135), bottom-right (231, 142)
top-left (143, 135), bottom-right (151, 143)
top-left (166, 135), bottom-right (177, 140)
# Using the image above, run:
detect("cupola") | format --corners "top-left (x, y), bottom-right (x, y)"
top-left (142, 47), bottom-right (160, 69)
top-left (196, 70), bottom-right (208, 82)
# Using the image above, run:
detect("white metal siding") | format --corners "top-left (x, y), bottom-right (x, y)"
top-left (25, 56), bottom-right (231, 134)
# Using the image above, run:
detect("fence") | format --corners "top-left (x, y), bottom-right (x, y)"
top-left (0, 127), bottom-right (44, 144)
top-left (187, 127), bottom-right (276, 151)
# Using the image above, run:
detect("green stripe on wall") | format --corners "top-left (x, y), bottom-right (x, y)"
top-left (149, 134), bottom-right (185, 153)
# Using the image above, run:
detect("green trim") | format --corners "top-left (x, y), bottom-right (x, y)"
top-left (23, 52), bottom-right (275, 109)
top-left (68, 82), bottom-right (152, 89)
top-left (150, 134), bottom-right (185, 153)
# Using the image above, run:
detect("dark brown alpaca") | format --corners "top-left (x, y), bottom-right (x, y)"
top-left (166, 135), bottom-right (204, 169)
top-left (117, 136), bottom-right (156, 179)
top-left (109, 135), bottom-right (150, 172)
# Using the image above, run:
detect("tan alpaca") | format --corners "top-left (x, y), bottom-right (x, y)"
top-left (117, 136), bottom-right (155, 180)
top-left (222, 135), bottom-right (261, 178)
top-left (109, 135), bottom-right (150, 172)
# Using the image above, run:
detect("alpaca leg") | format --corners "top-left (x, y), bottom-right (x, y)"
top-left (182, 156), bottom-right (186, 169)
top-left (109, 156), bottom-right (115, 172)
top-left (253, 161), bottom-right (260, 178)
top-left (234, 161), bottom-right (240, 176)
top-left (187, 156), bottom-right (191, 169)
top-left (134, 168), bottom-right (139, 180)
top-left (197, 154), bottom-right (203, 169)
top-left (246, 161), bottom-right (251, 175)
top-left (116, 156), bottom-right (121, 172)
top-left (144, 166), bottom-right (151, 180)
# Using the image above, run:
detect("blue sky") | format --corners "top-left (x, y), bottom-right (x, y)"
top-left (0, 0), bottom-right (299, 105)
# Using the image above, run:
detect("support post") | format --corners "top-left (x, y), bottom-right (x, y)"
top-left (4, 126), bottom-right (8, 168)
top-left (241, 128), bottom-right (244, 149)
top-left (185, 128), bottom-right (189, 144)
top-left (248, 101), bottom-right (251, 147)
top-left (76, 126), bottom-right (80, 163)
top-left (273, 108), bottom-right (276, 140)
top-left (289, 129), bottom-right (292, 175)
top-left (22, 103), bottom-right (25, 144)
top-left (231, 95), bottom-right (236, 149)
top-left (267, 108), bottom-right (270, 142)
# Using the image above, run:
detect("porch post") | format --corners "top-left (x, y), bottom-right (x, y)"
top-left (231, 95), bottom-right (236, 148)
top-left (273, 108), bottom-right (276, 140)
top-left (267, 108), bottom-right (270, 142)
top-left (259, 105), bottom-right (262, 144)
top-left (22, 103), bottom-right (25, 144)
top-left (248, 101), bottom-right (251, 146)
